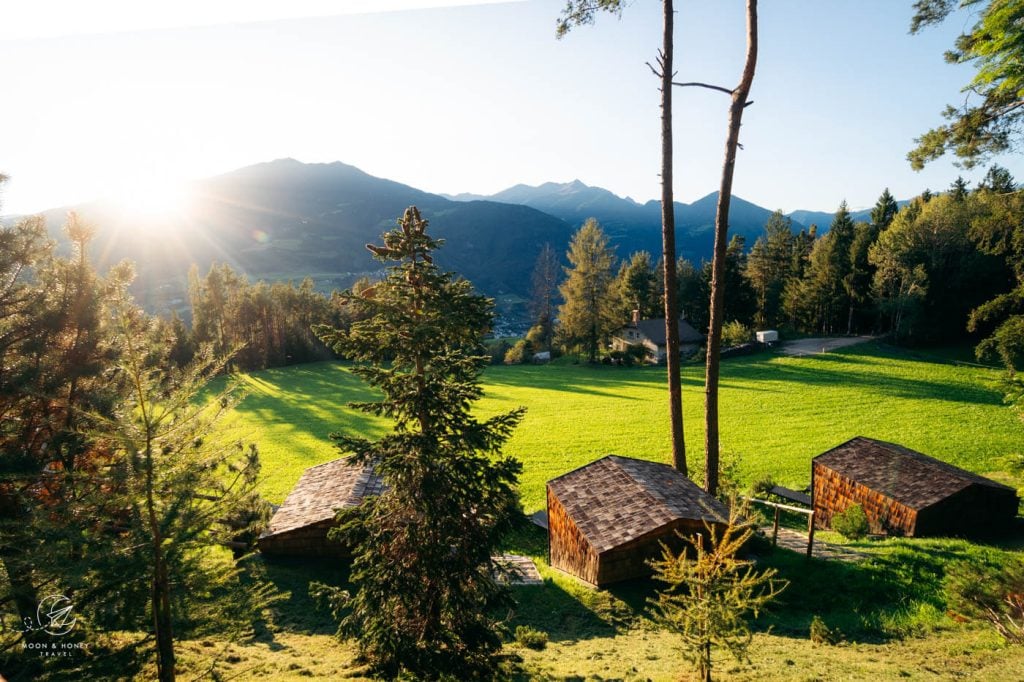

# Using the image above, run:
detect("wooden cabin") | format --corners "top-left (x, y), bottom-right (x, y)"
top-left (812, 437), bottom-right (1018, 538)
top-left (547, 455), bottom-right (727, 587)
top-left (258, 457), bottom-right (383, 558)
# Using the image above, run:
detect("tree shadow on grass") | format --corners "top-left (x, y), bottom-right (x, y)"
top-left (255, 555), bottom-right (350, 637)
top-left (750, 534), bottom-right (1014, 642)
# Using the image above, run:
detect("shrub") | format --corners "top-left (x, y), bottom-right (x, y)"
top-left (722, 320), bottom-right (753, 348)
top-left (750, 474), bottom-right (776, 498)
top-left (831, 504), bottom-right (869, 540)
top-left (503, 339), bottom-right (532, 365)
top-left (809, 615), bottom-right (841, 645)
top-left (514, 625), bottom-right (548, 650)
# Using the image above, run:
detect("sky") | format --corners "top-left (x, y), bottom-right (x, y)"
top-left (1, 0), bottom-right (1022, 216)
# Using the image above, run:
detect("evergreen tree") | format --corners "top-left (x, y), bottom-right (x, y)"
top-left (745, 211), bottom-right (793, 328)
top-left (870, 188), bottom-right (900, 229)
top-left (558, 219), bottom-right (618, 362)
top-left (615, 250), bottom-right (661, 320)
top-left (529, 243), bottom-right (560, 352)
top-left (677, 257), bottom-right (709, 331)
top-left (950, 176), bottom-right (970, 201)
top-left (313, 207), bottom-right (523, 679)
top-left (95, 294), bottom-right (269, 682)
top-left (794, 203), bottom-right (856, 334)
top-left (979, 164), bottom-right (1017, 194)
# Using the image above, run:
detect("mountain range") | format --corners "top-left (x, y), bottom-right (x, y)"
top-left (20, 159), bottom-right (887, 317)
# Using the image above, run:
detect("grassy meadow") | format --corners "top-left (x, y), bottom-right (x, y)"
top-left (143, 340), bottom-right (1024, 680)
top-left (223, 341), bottom-right (1023, 513)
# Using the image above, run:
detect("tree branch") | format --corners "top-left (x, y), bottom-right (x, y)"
top-left (672, 81), bottom-right (735, 96)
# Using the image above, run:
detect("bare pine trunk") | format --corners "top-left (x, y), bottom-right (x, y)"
top-left (704, 0), bottom-right (758, 496)
top-left (660, 0), bottom-right (687, 475)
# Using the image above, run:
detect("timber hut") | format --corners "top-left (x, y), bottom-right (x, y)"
top-left (258, 457), bottom-right (382, 558)
top-left (547, 455), bottom-right (727, 587)
top-left (812, 437), bottom-right (1018, 538)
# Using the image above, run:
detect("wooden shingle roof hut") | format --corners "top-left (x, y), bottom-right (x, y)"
top-left (547, 455), bottom-right (727, 586)
top-left (259, 457), bottom-right (382, 558)
top-left (812, 437), bottom-right (1018, 538)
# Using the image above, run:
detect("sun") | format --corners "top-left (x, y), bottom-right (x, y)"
top-left (104, 177), bottom-right (193, 218)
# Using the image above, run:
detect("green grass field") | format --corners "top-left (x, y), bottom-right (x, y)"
top-left (100, 340), bottom-right (1024, 680)
top-left (223, 341), bottom-right (1023, 513)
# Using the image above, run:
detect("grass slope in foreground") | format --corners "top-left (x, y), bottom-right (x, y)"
top-left (222, 341), bottom-right (1023, 513)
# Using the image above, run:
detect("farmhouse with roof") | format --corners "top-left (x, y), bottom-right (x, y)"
top-left (610, 311), bottom-right (704, 363)
top-left (259, 457), bottom-right (382, 557)
top-left (812, 437), bottom-right (1018, 538)
top-left (546, 455), bottom-right (727, 586)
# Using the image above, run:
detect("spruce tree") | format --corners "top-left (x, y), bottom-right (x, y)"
top-left (93, 292), bottom-right (270, 682)
top-left (314, 207), bottom-right (523, 679)
top-left (615, 250), bottom-right (661, 320)
top-left (870, 188), bottom-right (899, 230)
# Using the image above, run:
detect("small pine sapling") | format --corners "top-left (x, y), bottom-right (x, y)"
top-left (648, 499), bottom-right (786, 682)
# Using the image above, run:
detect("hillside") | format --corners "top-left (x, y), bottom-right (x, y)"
top-left (27, 160), bottom-right (910, 316)
top-left (35, 159), bottom-right (575, 310)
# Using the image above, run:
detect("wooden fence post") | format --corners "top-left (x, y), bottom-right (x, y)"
top-left (806, 510), bottom-right (815, 558)
top-left (772, 507), bottom-right (780, 547)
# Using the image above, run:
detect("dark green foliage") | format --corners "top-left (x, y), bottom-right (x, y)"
top-left (949, 176), bottom-right (970, 201)
top-left (314, 207), bottom-right (523, 679)
top-left (701, 235), bottom-right (756, 328)
top-left (831, 504), bottom-right (869, 540)
top-left (615, 250), bottom-right (661, 320)
top-left (529, 244), bottom-right (560, 352)
top-left (871, 188), bottom-right (900, 229)
top-left (871, 192), bottom-right (1008, 343)
top-left (188, 265), bottom-right (341, 371)
top-left (909, 1), bottom-right (1024, 169)
top-left (945, 554), bottom-right (1024, 643)
top-left (677, 257), bottom-right (709, 330)
top-left (514, 625), bottom-right (549, 650)
top-left (967, 186), bottom-right (1024, 382)
top-left (746, 211), bottom-right (794, 329)
top-left (978, 164), bottom-right (1017, 193)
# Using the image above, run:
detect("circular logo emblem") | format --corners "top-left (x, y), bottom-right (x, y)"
top-left (37, 594), bottom-right (76, 636)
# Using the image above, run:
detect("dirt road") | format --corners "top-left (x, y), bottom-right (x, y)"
top-left (779, 336), bottom-right (874, 356)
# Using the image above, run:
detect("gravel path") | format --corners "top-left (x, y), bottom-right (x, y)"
top-left (779, 335), bottom-right (875, 357)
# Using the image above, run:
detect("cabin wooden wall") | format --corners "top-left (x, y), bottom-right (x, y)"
top-left (258, 519), bottom-right (353, 559)
top-left (595, 519), bottom-right (713, 586)
top-left (812, 462), bottom-right (917, 536)
top-left (915, 484), bottom-right (1019, 538)
top-left (547, 487), bottom-right (599, 585)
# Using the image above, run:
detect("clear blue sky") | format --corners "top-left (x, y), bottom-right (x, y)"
top-left (1, 0), bottom-right (1021, 216)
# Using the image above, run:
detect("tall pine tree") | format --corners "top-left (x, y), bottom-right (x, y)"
top-left (314, 207), bottom-right (523, 679)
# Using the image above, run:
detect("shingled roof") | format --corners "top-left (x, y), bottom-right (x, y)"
top-left (634, 318), bottom-right (704, 345)
top-left (813, 437), bottom-right (1013, 511)
top-left (547, 455), bottom-right (727, 553)
top-left (262, 457), bottom-right (383, 539)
